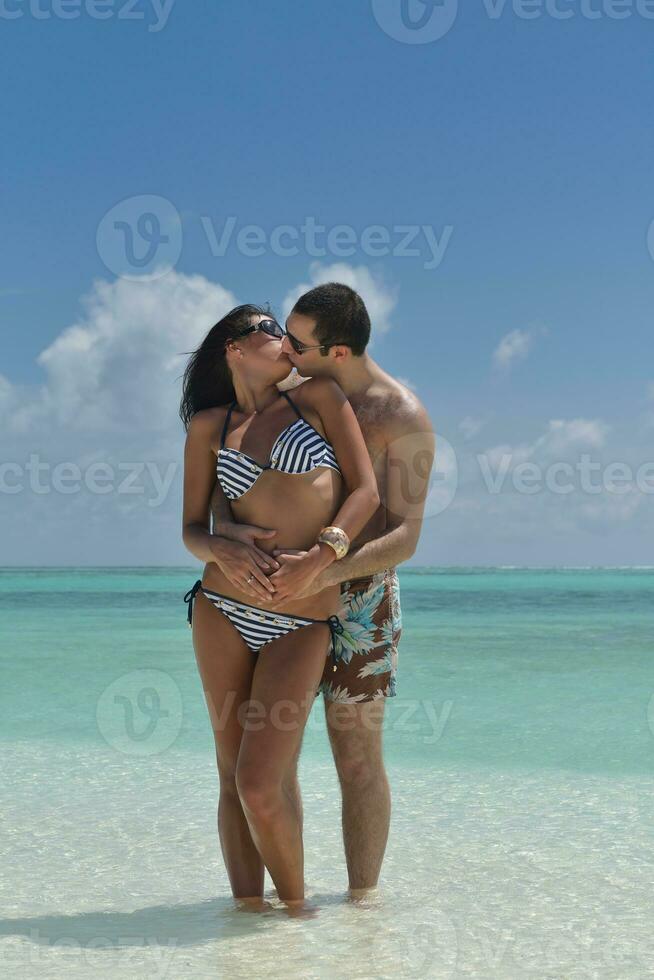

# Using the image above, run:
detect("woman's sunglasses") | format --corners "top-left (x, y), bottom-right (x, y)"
top-left (237, 317), bottom-right (285, 341)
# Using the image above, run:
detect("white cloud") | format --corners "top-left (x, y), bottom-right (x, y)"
top-left (458, 416), bottom-right (486, 441)
top-left (396, 376), bottom-right (418, 393)
top-left (492, 325), bottom-right (547, 373)
top-left (3, 270), bottom-right (652, 566)
top-left (529, 418), bottom-right (610, 456)
top-left (5, 271), bottom-right (236, 434)
top-left (447, 414), bottom-right (653, 555)
top-left (282, 262), bottom-right (398, 339)
top-left (480, 418), bottom-right (610, 471)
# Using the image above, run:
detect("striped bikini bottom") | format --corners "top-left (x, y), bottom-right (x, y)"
top-left (183, 579), bottom-right (344, 686)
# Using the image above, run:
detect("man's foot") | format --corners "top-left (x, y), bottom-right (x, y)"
top-left (346, 884), bottom-right (380, 902)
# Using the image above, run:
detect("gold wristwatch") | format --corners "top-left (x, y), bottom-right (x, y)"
top-left (317, 525), bottom-right (350, 560)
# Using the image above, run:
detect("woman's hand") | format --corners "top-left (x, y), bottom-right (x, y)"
top-left (267, 545), bottom-right (333, 604)
top-left (209, 535), bottom-right (280, 603)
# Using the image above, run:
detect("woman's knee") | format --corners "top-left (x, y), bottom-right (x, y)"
top-left (235, 765), bottom-right (284, 819)
top-left (217, 758), bottom-right (239, 796)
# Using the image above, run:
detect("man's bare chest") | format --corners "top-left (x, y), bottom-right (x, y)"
top-left (352, 402), bottom-right (390, 481)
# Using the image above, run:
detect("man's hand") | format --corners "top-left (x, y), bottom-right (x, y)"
top-left (271, 547), bottom-right (335, 599)
top-left (267, 546), bottom-right (331, 604)
top-left (219, 522), bottom-right (278, 550)
top-left (209, 535), bottom-right (279, 603)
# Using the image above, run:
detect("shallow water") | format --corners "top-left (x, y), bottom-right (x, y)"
top-left (1, 567), bottom-right (653, 978)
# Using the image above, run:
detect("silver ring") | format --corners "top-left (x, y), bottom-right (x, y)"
top-left (246, 573), bottom-right (254, 583)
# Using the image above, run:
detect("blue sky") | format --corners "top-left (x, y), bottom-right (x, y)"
top-left (1, 0), bottom-right (653, 565)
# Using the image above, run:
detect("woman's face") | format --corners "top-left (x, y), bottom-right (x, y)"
top-left (229, 314), bottom-right (293, 384)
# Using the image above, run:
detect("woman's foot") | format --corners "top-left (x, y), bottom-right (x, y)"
top-left (233, 896), bottom-right (275, 913)
top-left (278, 897), bottom-right (320, 919)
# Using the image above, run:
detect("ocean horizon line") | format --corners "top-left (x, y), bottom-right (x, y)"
top-left (1, 565), bottom-right (653, 572)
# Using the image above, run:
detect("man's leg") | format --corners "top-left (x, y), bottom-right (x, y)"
top-left (324, 697), bottom-right (390, 892)
top-left (318, 568), bottom-right (401, 891)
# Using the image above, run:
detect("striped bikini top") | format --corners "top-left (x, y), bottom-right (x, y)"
top-left (216, 390), bottom-right (341, 501)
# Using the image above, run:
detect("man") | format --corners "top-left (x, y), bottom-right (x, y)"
top-left (210, 282), bottom-right (435, 895)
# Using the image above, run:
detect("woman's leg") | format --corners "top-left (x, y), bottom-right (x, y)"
top-left (235, 621), bottom-right (332, 903)
top-left (191, 589), bottom-right (263, 901)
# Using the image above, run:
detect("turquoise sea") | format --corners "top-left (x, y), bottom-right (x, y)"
top-left (1, 567), bottom-right (653, 979)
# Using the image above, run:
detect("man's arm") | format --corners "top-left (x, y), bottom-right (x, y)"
top-left (210, 477), bottom-right (235, 536)
top-left (315, 400), bottom-right (435, 586)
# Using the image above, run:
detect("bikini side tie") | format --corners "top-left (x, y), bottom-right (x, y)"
top-left (327, 614), bottom-right (345, 672)
top-left (183, 579), bottom-right (203, 627)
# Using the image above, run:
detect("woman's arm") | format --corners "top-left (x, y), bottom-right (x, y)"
top-left (267, 377), bottom-right (380, 600)
top-left (181, 411), bottom-right (278, 600)
top-left (182, 412), bottom-right (223, 565)
top-left (302, 376), bottom-right (380, 555)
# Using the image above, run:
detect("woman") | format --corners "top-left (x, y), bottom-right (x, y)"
top-left (180, 305), bottom-right (379, 911)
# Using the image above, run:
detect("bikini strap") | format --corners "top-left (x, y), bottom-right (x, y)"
top-left (220, 400), bottom-right (237, 449)
top-left (280, 389), bottom-right (307, 422)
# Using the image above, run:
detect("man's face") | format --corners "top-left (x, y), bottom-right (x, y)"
top-left (281, 311), bottom-right (328, 376)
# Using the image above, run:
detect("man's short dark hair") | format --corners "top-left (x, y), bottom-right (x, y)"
top-left (292, 282), bottom-right (371, 356)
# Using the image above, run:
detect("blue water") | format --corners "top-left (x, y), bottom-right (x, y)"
top-left (1, 567), bottom-right (653, 978)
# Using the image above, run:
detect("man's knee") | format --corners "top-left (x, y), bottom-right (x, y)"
top-left (334, 751), bottom-right (385, 791)
top-left (325, 698), bottom-right (386, 736)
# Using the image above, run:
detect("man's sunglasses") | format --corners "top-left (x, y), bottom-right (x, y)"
top-left (284, 324), bottom-right (345, 355)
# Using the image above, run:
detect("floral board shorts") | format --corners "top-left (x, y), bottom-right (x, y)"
top-left (317, 568), bottom-right (402, 704)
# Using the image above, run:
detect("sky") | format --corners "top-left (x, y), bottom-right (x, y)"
top-left (1, 0), bottom-right (653, 566)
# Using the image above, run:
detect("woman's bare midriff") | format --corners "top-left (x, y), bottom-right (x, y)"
top-left (202, 466), bottom-right (346, 619)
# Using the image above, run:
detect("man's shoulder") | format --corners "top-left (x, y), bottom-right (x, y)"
top-left (357, 379), bottom-right (431, 437)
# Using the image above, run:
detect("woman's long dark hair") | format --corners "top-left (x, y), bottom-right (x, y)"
top-left (178, 303), bottom-right (271, 430)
